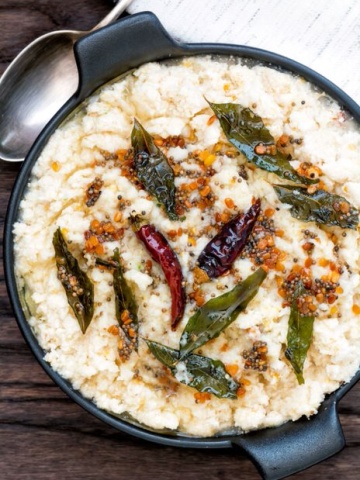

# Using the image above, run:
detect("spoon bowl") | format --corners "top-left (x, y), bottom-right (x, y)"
top-left (0, 0), bottom-right (133, 162)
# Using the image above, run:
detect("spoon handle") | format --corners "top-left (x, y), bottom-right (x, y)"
top-left (91, 0), bottom-right (134, 31)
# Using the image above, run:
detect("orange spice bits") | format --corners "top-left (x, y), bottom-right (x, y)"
top-left (84, 219), bottom-right (124, 254)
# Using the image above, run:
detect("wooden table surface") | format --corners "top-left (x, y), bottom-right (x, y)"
top-left (0, 1), bottom-right (359, 479)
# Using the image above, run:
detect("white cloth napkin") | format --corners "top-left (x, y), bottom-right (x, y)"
top-left (127, 0), bottom-right (360, 105)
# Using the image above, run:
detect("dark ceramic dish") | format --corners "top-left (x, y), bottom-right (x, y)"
top-left (4, 12), bottom-right (360, 480)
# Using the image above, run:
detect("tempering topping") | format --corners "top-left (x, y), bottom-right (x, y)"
top-left (242, 341), bottom-right (269, 372)
top-left (85, 177), bottom-right (104, 207)
top-left (131, 119), bottom-right (178, 220)
top-left (53, 228), bottom-right (94, 333)
top-left (197, 199), bottom-right (261, 278)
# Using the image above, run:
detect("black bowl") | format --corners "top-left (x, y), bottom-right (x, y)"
top-left (4, 12), bottom-right (360, 480)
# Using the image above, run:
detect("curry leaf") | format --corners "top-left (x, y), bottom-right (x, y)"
top-left (96, 250), bottom-right (139, 354)
top-left (131, 119), bottom-right (178, 220)
top-left (285, 283), bottom-right (315, 385)
top-left (146, 339), bottom-right (179, 368)
top-left (112, 248), bottom-right (139, 349)
top-left (53, 227), bottom-right (94, 333)
top-left (180, 268), bottom-right (267, 357)
top-left (274, 185), bottom-right (359, 229)
top-left (208, 102), bottom-right (316, 185)
top-left (146, 340), bottom-right (239, 399)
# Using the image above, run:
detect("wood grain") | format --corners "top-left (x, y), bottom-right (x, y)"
top-left (0, 2), bottom-right (358, 479)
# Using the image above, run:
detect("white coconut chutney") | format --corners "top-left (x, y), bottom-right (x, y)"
top-left (13, 56), bottom-right (360, 436)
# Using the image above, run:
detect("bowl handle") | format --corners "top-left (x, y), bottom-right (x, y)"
top-left (73, 12), bottom-right (183, 101)
top-left (231, 397), bottom-right (345, 480)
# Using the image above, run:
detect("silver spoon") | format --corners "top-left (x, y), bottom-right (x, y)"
top-left (0, 0), bottom-right (133, 162)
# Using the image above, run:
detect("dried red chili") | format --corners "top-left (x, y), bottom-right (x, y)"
top-left (197, 199), bottom-right (261, 278)
top-left (135, 224), bottom-right (186, 330)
